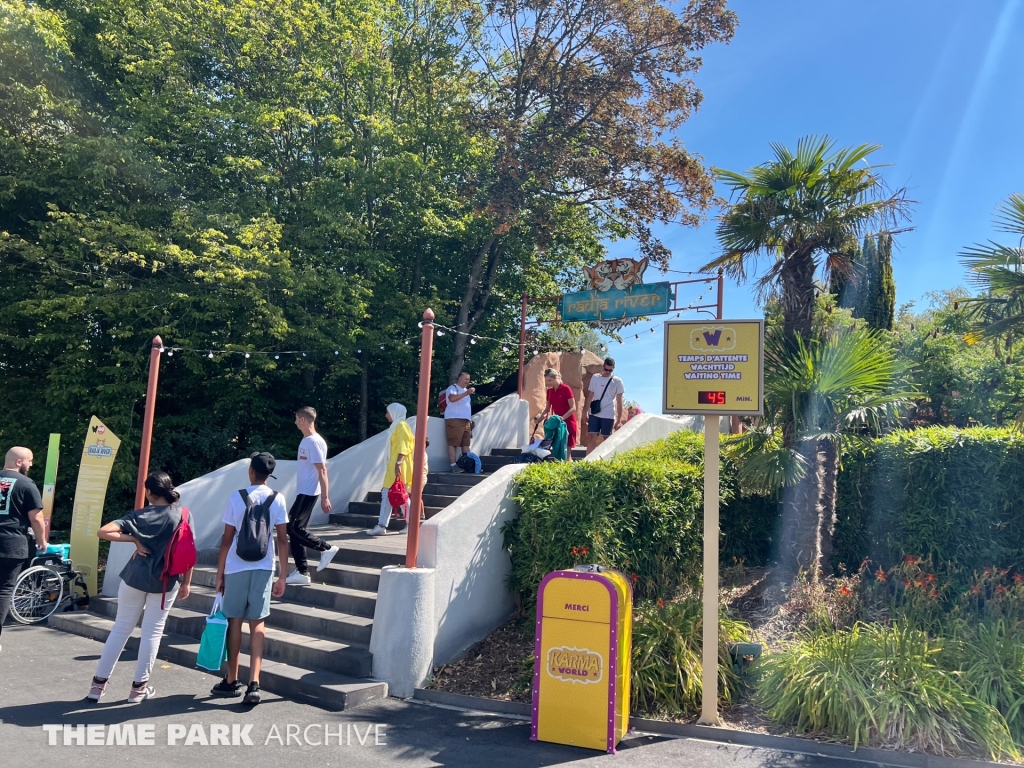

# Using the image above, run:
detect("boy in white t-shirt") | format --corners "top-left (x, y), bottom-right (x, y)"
top-left (212, 452), bottom-right (288, 706)
top-left (285, 406), bottom-right (338, 585)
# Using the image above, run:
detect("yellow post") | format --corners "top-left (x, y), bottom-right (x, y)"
top-left (698, 414), bottom-right (721, 726)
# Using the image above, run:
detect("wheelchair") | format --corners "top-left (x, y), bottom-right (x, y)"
top-left (9, 543), bottom-right (91, 624)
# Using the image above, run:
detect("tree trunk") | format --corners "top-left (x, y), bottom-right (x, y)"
top-left (448, 235), bottom-right (502, 384)
top-left (358, 347), bottom-right (369, 442)
top-left (777, 439), bottom-right (822, 581)
top-left (817, 438), bottom-right (839, 573)
top-left (780, 246), bottom-right (817, 339)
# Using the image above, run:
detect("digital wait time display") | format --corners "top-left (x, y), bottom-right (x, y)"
top-left (697, 391), bottom-right (726, 405)
top-left (662, 319), bottom-right (764, 416)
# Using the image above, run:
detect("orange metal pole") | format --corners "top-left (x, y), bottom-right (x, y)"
top-left (517, 292), bottom-right (528, 398)
top-left (406, 309), bottom-right (435, 569)
top-left (134, 335), bottom-right (163, 510)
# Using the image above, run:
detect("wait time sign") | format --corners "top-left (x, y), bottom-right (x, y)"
top-left (662, 319), bottom-right (764, 416)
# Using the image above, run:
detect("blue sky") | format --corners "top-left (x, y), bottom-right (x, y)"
top-left (594, 0), bottom-right (1024, 413)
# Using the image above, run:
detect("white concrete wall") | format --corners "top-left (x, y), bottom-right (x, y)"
top-left (101, 397), bottom-right (526, 597)
top-left (103, 414), bottom-right (452, 596)
top-left (418, 463), bottom-right (527, 666)
top-left (586, 412), bottom-right (698, 461)
top-left (467, 393), bottom-right (530, 456)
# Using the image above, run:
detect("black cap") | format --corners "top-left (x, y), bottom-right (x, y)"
top-left (250, 451), bottom-right (277, 479)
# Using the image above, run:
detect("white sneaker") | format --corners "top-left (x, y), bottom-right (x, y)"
top-left (367, 525), bottom-right (387, 536)
top-left (317, 546), bottom-right (339, 572)
top-left (286, 570), bottom-right (311, 586)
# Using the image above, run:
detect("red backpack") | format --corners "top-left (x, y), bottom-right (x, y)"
top-left (160, 506), bottom-right (197, 608)
top-left (437, 389), bottom-right (448, 414)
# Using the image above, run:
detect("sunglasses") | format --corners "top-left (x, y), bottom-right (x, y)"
top-left (603, 366), bottom-right (614, 372)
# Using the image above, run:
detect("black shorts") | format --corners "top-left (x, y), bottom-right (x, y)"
top-left (588, 415), bottom-right (615, 436)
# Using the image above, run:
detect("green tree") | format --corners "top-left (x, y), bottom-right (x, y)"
top-left (861, 234), bottom-right (896, 330)
top-left (729, 327), bottom-right (915, 578)
top-left (706, 136), bottom-right (908, 340)
top-left (961, 194), bottom-right (1024, 343)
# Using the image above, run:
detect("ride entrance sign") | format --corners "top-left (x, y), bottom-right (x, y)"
top-left (661, 319), bottom-right (763, 725)
top-left (662, 319), bottom-right (764, 415)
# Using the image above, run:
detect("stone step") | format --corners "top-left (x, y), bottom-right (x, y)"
top-left (347, 500), bottom-right (444, 518)
top-left (426, 471), bottom-right (489, 486)
top-left (48, 611), bottom-right (386, 710)
top-left (176, 584), bottom-right (374, 645)
top-left (329, 512), bottom-right (407, 531)
top-left (364, 491), bottom-right (460, 508)
top-left (421, 482), bottom-right (477, 496)
top-left (481, 455), bottom-right (519, 471)
top-left (88, 595), bottom-right (373, 678)
top-left (188, 566), bottom-right (377, 618)
top-left (490, 447), bottom-right (587, 459)
top-left (193, 550), bottom-right (381, 591)
top-left (197, 541), bottom-right (403, 571)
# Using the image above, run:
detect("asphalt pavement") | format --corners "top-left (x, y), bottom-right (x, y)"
top-left (1, 623), bottom-right (900, 767)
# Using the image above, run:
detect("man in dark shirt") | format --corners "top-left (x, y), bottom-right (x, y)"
top-left (0, 446), bottom-right (48, 649)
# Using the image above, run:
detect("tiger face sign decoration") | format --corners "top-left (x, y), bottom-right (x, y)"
top-left (582, 258), bottom-right (649, 332)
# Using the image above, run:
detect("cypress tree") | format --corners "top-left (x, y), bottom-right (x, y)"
top-left (830, 241), bottom-right (862, 311)
top-left (862, 234), bottom-right (895, 330)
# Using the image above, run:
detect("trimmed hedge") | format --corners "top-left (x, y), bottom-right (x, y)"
top-left (505, 430), bottom-right (778, 605)
top-left (835, 427), bottom-right (1024, 579)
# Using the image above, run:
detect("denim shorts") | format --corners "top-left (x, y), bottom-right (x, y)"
top-left (222, 569), bottom-right (273, 620)
top-left (588, 415), bottom-right (615, 436)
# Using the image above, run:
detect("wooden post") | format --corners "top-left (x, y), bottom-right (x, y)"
top-left (134, 335), bottom-right (163, 510)
top-left (407, 309), bottom-right (435, 569)
top-left (517, 292), bottom-right (528, 398)
top-left (698, 414), bottom-right (721, 725)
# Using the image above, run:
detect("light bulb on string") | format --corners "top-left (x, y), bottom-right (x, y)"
top-left (208, 352), bottom-right (214, 359)
top-left (380, 345), bottom-right (384, 350)
top-left (302, 352), bottom-right (307, 357)
top-left (275, 355), bottom-right (280, 360)
top-left (244, 352), bottom-right (250, 359)
top-left (158, 346), bottom-right (165, 353)
top-left (470, 338), bottom-right (476, 345)
top-left (167, 350), bottom-right (174, 357)
top-left (437, 330), bottom-right (445, 336)
top-left (502, 346), bottom-right (509, 353)
top-left (650, 328), bottom-right (655, 334)
top-left (334, 350), bottom-right (339, 355)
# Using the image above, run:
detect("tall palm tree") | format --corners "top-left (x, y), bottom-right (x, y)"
top-left (961, 194), bottom-right (1024, 342)
top-left (729, 328), bottom-right (916, 578)
top-left (704, 136), bottom-right (909, 340)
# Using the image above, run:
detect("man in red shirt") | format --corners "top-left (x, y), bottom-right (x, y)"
top-left (534, 369), bottom-right (578, 460)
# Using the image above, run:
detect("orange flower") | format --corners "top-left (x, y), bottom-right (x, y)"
top-left (571, 547), bottom-right (578, 556)
top-left (1014, 573), bottom-right (1024, 585)
top-left (630, 573), bottom-right (638, 583)
top-left (657, 598), bottom-right (665, 608)
top-left (997, 586), bottom-right (1008, 596)
top-left (929, 589), bottom-right (940, 598)
top-left (904, 555), bottom-right (918, 565)
top-left (925, 573), bottom-right (937, 583)
top-left (839, 586), bottom-right (852, 597)
top-left (972, 584), bottom-right (983, 595)
top-left (580, 547), bottom-right (589, 556)
top-left (875, 568), bottom-right (887, 582)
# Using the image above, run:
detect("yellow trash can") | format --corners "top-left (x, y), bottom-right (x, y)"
top-left (530, 566), bottom-right (633, 753)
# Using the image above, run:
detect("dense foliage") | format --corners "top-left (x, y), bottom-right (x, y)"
top-left (833, 426), bottom-right (1024, 579)
top-left (0, 0), bottom-right (735, 525)
top-left (505, 430), bottom-right (777, 605)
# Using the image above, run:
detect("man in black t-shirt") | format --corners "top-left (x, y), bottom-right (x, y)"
top-left (0, 446), bottom-right (48, 649)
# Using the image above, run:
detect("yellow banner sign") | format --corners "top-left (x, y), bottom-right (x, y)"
top-left (70, 417), bottom-right (121, 594)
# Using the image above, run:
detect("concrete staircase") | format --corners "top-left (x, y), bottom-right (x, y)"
top-left (48, 444), bottom-right (586, 710)
top-left (48, 532), bottom-right (400, 710)
top-left (330, 446), bottom-right (587, 530)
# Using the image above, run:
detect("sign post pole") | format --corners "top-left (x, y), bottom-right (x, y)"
top-left (698, 414), bottom-right (721, 725)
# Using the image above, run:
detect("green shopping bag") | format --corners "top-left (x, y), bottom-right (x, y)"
top-left (196, 593), bottom-right (229, 671)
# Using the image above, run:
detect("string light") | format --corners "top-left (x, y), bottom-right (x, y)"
top-left (208, 352), bottom-right (214, 359)
top-left (244, 352), bottom-right (250, 358)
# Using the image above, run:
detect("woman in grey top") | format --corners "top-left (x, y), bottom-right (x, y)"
top-left (88, 471), bottom-right (193, 704)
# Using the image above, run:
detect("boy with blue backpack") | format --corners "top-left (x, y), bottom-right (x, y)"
top-left (211, 451), bottom-right (288, 705)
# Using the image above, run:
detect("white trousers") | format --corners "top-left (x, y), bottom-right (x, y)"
top-left (378, 490), bottom-right (407, 528)
top-left (95, 580), bottom-right (178, 683)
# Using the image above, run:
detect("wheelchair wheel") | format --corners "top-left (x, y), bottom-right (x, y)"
top-left (10, 565), bottom-right (64, 624)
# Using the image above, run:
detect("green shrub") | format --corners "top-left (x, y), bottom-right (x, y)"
top-left (631, 596), bottom-right (749, 716)
top-left (505, 430), bottom-right (778, 606)
top-left (756, 623), bottom-right (1018, 760)
top-left (952, 621), bottom-right (1024, 747)
top-left (835, 427), bottom-right (1024, 580)
top-left (506, 450), bottom-right (705, 605)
